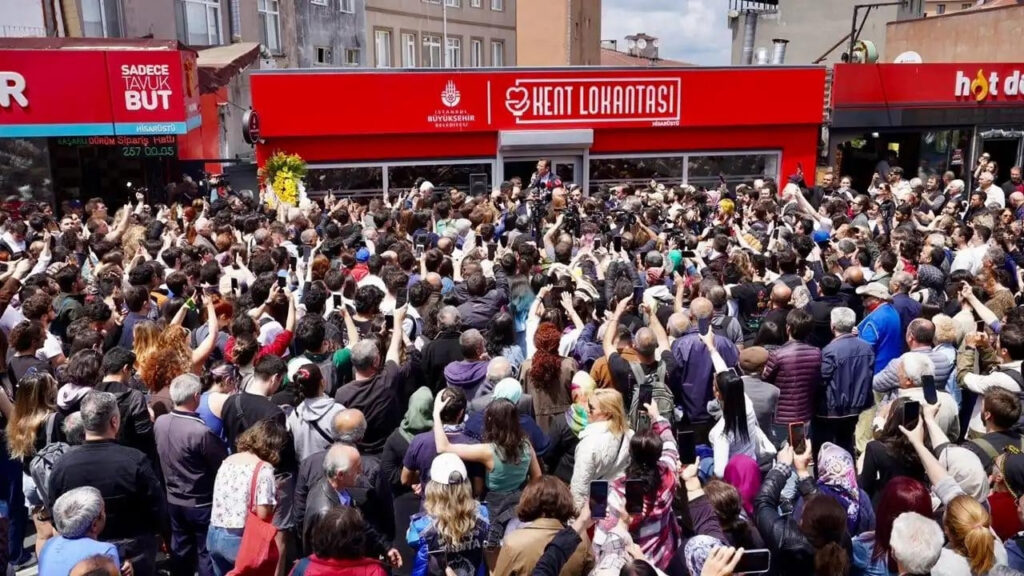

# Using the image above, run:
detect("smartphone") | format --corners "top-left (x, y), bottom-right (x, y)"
top-left (624, 478), bottom-right (645, 515)
top-left (0, 262), bottom-right (7, 273)
top-left (733, 549), bottom-right (772, 574)
top-left (679, 250), bottom-right (696, 258)
top-left (276, 276), bottom-right (286, 289)
top-left (594, 237), bottom-right (603, 250)
top-left (977, 320), bottom-right (986, 332)
top-left (427, 549), bottom-right (448, 571)
top-left (903, 400), bottom-right (921, 428)
top-left (676, 430), bottom-right (696, 463)
top-left (632, 285), bottom-right (644, 307)
top-left (231, 278), bottom-right (239, 293)
top-left (333, 294), bottom-right (342, 308)
top-left (49, 235), bottom-right (56, 250)
top-left (789, 422), bottom-right (806, 454)
top-left (487, 243), bottom-right (497, 261)
top-left (613, 236), bottom-right (622, 252)
top-left (589, 480), bottom-right (610, 519)
top-left (697, 316), bottom-right (711, 336)
top-left (289, 256), bottom-right (297, 271)
top-left (922, 375), bottom-right (938, 405)
top-left (638, 385), bottom-right (653, 408)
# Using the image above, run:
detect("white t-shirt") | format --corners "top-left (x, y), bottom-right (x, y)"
top-left (210, 459), bottom-right (277, 530)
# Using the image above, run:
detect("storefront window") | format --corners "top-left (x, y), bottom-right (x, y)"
top-left (589, 156), bottom-right (684, 193)
top-left (388, 163), bottom-right (492, 195)
top-left (0, 138), bottom-right (55, 207)
top-left (686, 153), bottom-right (778, 189)
top-left (306, 166), bottom-right (383, 199)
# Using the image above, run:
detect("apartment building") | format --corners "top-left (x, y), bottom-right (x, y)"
top-left (517, 0), bottom-right (600, 66)
top-left (364, 0), bottom-right (516, 68)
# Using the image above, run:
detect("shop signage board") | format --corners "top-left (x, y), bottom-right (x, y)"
top-left (251, 67), bottom-right (826, 138)
top-left (0, 48), bottom-right (200, 137)
top-left (833, 63), bottom-right (1024, 109)
top-left (53, 135), bottom-right (178, 158)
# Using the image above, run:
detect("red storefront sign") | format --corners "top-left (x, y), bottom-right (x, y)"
top-left (0, 48), bottom-right (200, 137)
top-left (251, 67), bottom-right (826, 137)
top-left (832, 63), bottom-right (1024, 109)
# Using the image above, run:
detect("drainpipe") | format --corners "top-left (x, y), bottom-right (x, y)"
top-left (741, 10), bottom-right (757, 65)
top-left (771, 38), bottom-right (789, 64)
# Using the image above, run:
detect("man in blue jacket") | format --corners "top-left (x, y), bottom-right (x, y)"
top-left (854, 283), bottom-right (902, 453)
top-left (818, 307), bottom-right (875, 455)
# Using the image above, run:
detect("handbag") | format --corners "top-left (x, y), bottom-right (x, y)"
top-left (226, 461), bottom-right (279, 576)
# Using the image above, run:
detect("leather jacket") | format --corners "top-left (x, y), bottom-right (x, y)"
top-left (302, 477), bottom-right (394, 558)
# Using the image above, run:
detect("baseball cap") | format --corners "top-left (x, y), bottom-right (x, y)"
top-left (430, 453), bottom-right (468, 485)
top-left (856, 283), bottom-right (891, 301)
top-left (812, 230), bottom-right (830, 244)
top-left (355, 248), bottom-right (370, 262)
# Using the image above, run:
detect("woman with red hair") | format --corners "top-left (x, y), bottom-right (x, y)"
top-left (851, 476), bottom-right (933, 576)
top-left (520, 322), bottom-right (577, 433)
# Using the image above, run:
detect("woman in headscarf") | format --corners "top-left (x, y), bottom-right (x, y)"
top-left (520, 322), bottom-right (577, 433)
top-left (795, 442), bottom-right (875, 535)
top-left (381, 387), bottom-right (433, 495)
top-left (685, 535), bottom-right (727, 576)
top-left (542, 372), bottom-right (595, 485)
top-left (722, 455), bottom-right (761, 518)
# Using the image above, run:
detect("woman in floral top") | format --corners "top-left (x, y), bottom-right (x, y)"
top-left (207, 420), bottom-right (289, 576)
top-left (592, 401), bottom-right (681, 571)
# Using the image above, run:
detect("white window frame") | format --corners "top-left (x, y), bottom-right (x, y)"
top-left (490, 40), bottom-right (504, 66)
top-left (345, 48), bottom-right (360, 66)
top-left (401, 33), bottom-right (417, 67)
top-left (340, 0), bottom-right (354, 11)
top-left (315, 46), bottom-right (333, 65)
top-left (82, 0), bottom-right (122, 37)
top-left (374, 29), bottom-right (392, 68)
top-left (310, 0), bottom-right (328, 6)
top-left (308, 158), bottom-right (499, 199)
top-left (180, 0), bottom-right (222, 45)
top-left (470, 0), bottom-right (480, 6)
top-left (445, 37), bottom-right (461, 68)
top-left (423, 34), bottom-right (442, 67)
top-left (491, 0), bottom-right (503, 11)
top-left (470, 38), bottom-right (482, 67)
top-left (258, 0), bottom-right (281, 54)
top-left (422, 0), bottom-right (441, 3)
top-left (445, 0), bottom-right (460, 6)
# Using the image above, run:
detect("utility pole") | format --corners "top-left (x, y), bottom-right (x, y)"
top-left (847, 1), bottom-right (905, 62)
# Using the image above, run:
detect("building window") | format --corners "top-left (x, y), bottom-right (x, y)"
top-left (258, 0), bottom-right (281, 54)
top-left (445, 37), bottom-right (461, 68)
top-left (470, 38), bottom-right (482, 67)
top-left (491, 0), bottom-right (502, 10)
top-left (470, 0), bottom-right (480, 6)
top-left (402, 33), bottom-right (417, 67)
top-left (345, 49), bottom-right (360, 66)
top-left (686, 153), bottom-right (779, 189)
top-left (589, 156), bottom-right (684, 193)
top-left (935, 3), bottom-right (945, 12)
top-left (445, 0), bottom-right (460, 6)
top-left (374, 30), bottom-right (392, 67)
top-left (310, 0), bottom-right (328, 5)
top-left (423, 35), bottom-right (442, 67)
top-left (490, 40), bottom-right (504, 66)
top-left (81, 0), bottom-right (122, 37)
top-left (340, 0), bottom-right (354, 11)
top-left (422, 0), bottom-right (440, 3)
top-left (179, 0), bottom-right (222, 45)
top-left (315, 46), bottom-right (333, 65)
top-left (961, 2), bottom-right (972, 7)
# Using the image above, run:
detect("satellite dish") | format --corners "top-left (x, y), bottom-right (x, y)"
top-left (894, 50), bottom-right (923, 63)
top-left (652, 38), bottom-right (660, 48)
top-left (637, 38), bottom-right (647, 49)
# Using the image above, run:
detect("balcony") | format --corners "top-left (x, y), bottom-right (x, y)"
top-left (729, 0), bottom-right (779, 12)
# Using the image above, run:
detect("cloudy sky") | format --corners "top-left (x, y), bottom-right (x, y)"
top-left (602, 0), bottom-right (732, 65)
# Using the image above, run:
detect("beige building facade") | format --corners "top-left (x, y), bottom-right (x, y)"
top-left (516, 0), bottom-right (601, 66)
top-left (886, 1), bottom-right (1024, 62)
top-left (365, 0), bottom-right (516, 68)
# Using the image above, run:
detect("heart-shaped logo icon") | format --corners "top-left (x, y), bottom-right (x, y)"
top-left (505, 86), bottom-right (530, 117)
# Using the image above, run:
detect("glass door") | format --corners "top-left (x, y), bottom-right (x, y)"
top-left (502, 155), bottom-right (582, 187)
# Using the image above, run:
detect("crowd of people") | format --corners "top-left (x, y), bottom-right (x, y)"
top-left (3, 154), bottom-right (1024, 576)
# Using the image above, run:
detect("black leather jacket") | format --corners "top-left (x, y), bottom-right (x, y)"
top-left (302, 477), bottom-right (394, 558)
top-left (754, 466), bottom-right (816, 576)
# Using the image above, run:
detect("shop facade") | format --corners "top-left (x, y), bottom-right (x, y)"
top-left (830, 62), bottom-right (1024, 191)
top-left (0, 39), bottom-right (201, 208)
top-left (250, 67), bottom-right (826, 196)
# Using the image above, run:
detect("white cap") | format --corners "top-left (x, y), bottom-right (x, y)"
top-left (429, 453), bottom-right (468, 485)
top-left (419, 181), bottom-right (435, 193)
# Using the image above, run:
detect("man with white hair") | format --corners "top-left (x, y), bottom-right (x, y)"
top-left (303, 443), bottom-right (400, 567)
top-left (39, 486), bottom-right (123, 576)
top-left (154, 374), bottom-right (228, 576)
top-left (47, 391), bottom-right (165, 576)
top-left (191, 217), bottom-right (217, 253)
top-left (890, 512), bottom-right (944, 575)
top-left (978, 171), bottom-right (1006, 209)
top-left (888, 351), bottom-right (959, 439)
top-left (819, 307), bottom-right (875, 454)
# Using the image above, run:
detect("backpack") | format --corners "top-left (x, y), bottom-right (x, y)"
top-left (29, 414), bottom-right (70, 508)
top-left (627, 361), bottom-right (675, 431)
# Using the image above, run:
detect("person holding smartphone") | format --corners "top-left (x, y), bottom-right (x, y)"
top-left (860, 396), bottom-right (929, 503)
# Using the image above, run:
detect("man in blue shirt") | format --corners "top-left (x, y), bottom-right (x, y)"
top-left (40, 486), bottom-right (123, 576)
top-left (856, 283), bottom-right (903, 372)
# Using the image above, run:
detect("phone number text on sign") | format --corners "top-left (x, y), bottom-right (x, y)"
top-left (121, 146), bottom-right (176, 158)
top-left (502, 77), bottom-right (681, 126)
